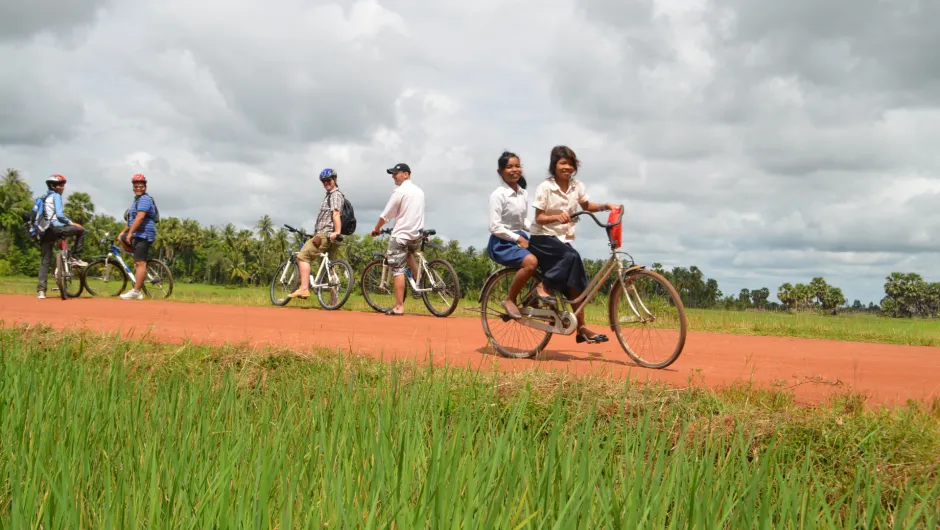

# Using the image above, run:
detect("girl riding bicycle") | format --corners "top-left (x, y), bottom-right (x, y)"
top-left (486, 151), bottom-right (539, 319)
top-left (527, 145), bottom-right (616, 345)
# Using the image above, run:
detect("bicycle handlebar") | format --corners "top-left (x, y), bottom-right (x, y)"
top-left (570, 206), bottom-right (624, 229)
top-left (373, 228), bottom-right (437, 238)
top-left (283, 224), bottom-right (343, 242)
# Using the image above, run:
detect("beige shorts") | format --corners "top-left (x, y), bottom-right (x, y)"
top-left (297, 233), bottom-right (342, 263)
top-left (386, 237), bottom-right (420, 276)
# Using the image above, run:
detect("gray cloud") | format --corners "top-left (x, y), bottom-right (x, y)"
top-left (0, 0), bottom-right (111, 42)
top-left (0, 42), bottom-right (85, 145)
top-left (1, 0), bottom-right (937, 305)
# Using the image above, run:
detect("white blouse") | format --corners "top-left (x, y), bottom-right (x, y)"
top-left (529, 177), bottom-right (589, 242)
top-left (488, 182), bottom-right (531, 243)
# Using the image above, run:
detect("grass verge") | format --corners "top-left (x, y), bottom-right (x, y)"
top-left (1, 325), bottom-right (938, 527)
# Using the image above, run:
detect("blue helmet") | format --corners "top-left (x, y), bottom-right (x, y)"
top-left (319, 168), bottom-right (337, 180)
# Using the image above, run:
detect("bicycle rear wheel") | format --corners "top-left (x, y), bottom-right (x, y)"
top-left (82, 259), bottom-right (127, 297)
top-left (141, 260), bottom-right (174, 299)
top-left (480, 268), bottom-right (552, 359)
top-left (609, 268), bottom-right (687, 369)
top-left (420, 259), bottom-right (460, 317)
top-left (317, 259), bottom-right (354, 310)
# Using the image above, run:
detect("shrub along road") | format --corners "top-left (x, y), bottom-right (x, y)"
top-left (1, 294), bottom-right (937, 406)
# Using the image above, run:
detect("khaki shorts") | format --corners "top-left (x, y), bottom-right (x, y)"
top-left (386, 237), bottom-right (420, 276)
top-left (297, 233), bottom-right (343, 263)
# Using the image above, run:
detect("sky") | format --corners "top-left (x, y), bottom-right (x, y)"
top-left (2, 0), bottom-right (938, 304)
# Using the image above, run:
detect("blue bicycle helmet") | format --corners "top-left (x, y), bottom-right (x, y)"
top-left (319, 168), bottom-right (337, 180)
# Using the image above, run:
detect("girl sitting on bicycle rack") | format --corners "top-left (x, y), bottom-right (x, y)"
top-left (528, 145), bottom-right (616, 345)
top-left (486, 151), bottom-right (539, 319)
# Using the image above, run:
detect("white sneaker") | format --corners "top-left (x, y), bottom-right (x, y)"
top-left (120, 289), bottom-right (144, 300)
top-left (69, 258), bottom-right (89, 267)
top-left (37, 291), bottom-right (46, 299)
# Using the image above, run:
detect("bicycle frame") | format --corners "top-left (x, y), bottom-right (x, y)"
top-left (373, 231), bottom-right (445, 294)
top-left (96, 243), bottom-right (138, 283)
top-left (277, 249), bottom-right (339, 289)
top-left (500, 208), bottom-right (647, 335)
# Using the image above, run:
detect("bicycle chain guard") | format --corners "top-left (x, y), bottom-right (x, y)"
top-left (517, 308), bottom-right (579, 335)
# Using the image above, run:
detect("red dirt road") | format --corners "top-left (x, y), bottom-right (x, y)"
top-left (1, 294), bottom-right (938, 406)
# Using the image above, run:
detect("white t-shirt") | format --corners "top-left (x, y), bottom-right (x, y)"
top-left (488, 182), bottom-right (531, 242)
top-left (380, 179), bottom-right (426, 242)
top-left (529, 177), bottom-right (589, 242)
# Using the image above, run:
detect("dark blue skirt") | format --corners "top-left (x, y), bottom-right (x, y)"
top-left (487, 232), bottom-right (532, 268)
top-left (528, 235), bottom-right (588, 294)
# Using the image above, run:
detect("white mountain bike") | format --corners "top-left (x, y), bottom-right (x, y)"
top-left (269, 224), bottom-right (354, 310)
top-left (359, 228), bottom-right (461, 317)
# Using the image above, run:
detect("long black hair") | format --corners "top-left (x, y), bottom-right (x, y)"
top-left (497, 150), bottom-right (527, 189)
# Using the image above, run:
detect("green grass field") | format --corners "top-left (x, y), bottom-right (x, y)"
top-left (3, 275), bottom-right (939, 347)
top-left (0, 325), bottom-right (937, 527)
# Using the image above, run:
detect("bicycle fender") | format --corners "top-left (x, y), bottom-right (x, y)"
top-left (478, 268), bottom-right (514, 302)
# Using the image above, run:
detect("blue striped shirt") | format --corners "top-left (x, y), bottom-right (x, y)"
top-left (128, 194), bottom-right (157, 241)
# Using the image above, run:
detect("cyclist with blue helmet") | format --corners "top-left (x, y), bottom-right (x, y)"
top-left (288, 168), bottom-right (346, 299)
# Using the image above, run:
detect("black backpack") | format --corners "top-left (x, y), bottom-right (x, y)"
top-left (330, 190), bottom-right (356, 235)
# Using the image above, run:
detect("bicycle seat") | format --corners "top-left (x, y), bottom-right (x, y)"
top-left (372, 252), bottom-right (386, 259)
top-left (422, 229), bottom-right (436, 236)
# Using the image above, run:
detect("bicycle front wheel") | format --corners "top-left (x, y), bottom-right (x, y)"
top-left (360, 259), bottom-right (397, 313)
top-left (609, 268), bottom-right (687, 369)
top-left (420, 259), bottom-right (461, 317)
top-left (141, 260), bottom-right (174, 299)
top-left (82, 259), bottom-right (128, 297)
top-left (480, 267), bottom-right (551, 359)
top-left (317, 259), bottom-right (354, 310)
top-left (64, 264), bottom-right (83, 298)
top-left (54, 253), bottom-right (68, 300)
top-left (270, 259), bottom-right (299, 306)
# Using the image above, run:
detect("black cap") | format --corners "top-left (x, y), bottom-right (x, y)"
top-left (386, 163), bottom-right (411, 174)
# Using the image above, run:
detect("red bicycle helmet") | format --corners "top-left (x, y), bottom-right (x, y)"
top-left (132, 173), bottom-right (147, 184)
top-left (45, 174), bottom-right (67, 186)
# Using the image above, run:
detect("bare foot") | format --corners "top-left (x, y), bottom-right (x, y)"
top-left (501, 299), bottom-right (522, 319)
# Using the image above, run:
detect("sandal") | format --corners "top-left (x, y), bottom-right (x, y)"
top-left (384, 309), bottom-right (404, 316)
top-left (288, 289), bottom-right (309, 299)
top-left (576, 327), bottom-right (608, 344)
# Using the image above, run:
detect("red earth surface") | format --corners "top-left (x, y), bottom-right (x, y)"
top-left (1, 294), bottom-right (937, 407)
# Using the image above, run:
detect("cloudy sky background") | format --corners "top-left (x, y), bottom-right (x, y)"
top-left (2, 0), bottom-right (937, 304)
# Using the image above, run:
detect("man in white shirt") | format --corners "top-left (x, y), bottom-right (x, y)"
top-left (370, 162), bottom-right (426, 316)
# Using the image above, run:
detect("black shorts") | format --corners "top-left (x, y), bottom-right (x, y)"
top-left (131, 237), bottom-right (152, 261)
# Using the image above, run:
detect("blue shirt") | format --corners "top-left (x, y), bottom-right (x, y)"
top-left (128, 194), bottom-right (157, 241)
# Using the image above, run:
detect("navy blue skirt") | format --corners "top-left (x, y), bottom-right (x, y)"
top-left (528, 235), bottom-right (588, 294)
top-left (487, 232), bottom-right (532, 268)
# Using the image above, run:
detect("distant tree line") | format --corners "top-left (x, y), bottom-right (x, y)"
top-left (0, 168), bottom-right (935, 318)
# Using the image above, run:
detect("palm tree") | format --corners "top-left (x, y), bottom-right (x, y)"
top-left (64, 192), bottom-right (96, 225)
top-left (255, 214), bottom-right (274, 271)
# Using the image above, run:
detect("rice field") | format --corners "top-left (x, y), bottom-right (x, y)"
top-left (0, 328), bottom-right (940, 528)
top-left (0, 325), bottom-right (938, 527)
top-left (2, 275), bottom-right (939, 346)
